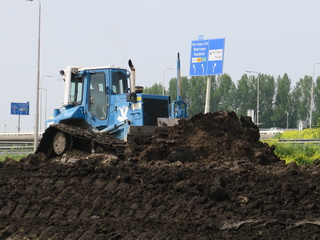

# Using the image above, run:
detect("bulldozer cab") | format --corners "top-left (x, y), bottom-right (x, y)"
top-left (85, 68), bottom-right (131, 129)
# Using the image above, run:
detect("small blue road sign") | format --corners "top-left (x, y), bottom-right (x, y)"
top-left (190, 38), bottom-right (225, 76)
top-left (11, 102), bottom-right (30, 115)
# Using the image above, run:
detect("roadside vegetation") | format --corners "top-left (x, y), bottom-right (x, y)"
top-left (0, 143), bottom-right (32, 162)
top-left (264, 129), bottom-right (320, 165)
top-left (0, 155), bottom-right (27, 162)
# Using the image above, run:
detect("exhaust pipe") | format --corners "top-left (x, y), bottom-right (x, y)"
top-left (128, 59), bottom-right (136, 93)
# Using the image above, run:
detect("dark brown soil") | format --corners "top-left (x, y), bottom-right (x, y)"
top-left (1, 111), bottom-right (320, 239)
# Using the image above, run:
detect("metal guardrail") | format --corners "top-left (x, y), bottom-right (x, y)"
top-left (262, 138), bottom-right (320, 144)
top-left (0, 141), bottom-right (34, 156)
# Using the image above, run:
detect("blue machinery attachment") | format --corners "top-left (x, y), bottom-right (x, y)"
top-left (171, 100), bottom-right (187, 118)
top-left (171, 53), bottom-right (187, 118)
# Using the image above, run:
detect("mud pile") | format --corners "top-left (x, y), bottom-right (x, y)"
top-left (1, 111), bottom-right (320, 239)
top-left (134, 111), bottom-right (279, 165)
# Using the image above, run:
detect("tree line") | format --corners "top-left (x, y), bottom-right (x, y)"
top-left (143, 73), bottom-right (320, 129)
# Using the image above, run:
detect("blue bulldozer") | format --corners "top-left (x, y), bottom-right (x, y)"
top-left (36, 58), bottom-right (187, 159)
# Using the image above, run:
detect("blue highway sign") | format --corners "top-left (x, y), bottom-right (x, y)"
top-left (11, 102), bottom-right (30, 115)
top-left (190, 38), bottom-right (225, 76)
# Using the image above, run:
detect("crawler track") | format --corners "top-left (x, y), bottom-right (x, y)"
top-left (36, 123), bottom-right (128, 160)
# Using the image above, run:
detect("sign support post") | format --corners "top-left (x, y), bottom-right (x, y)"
top-left (18, 114), bottom-right (21, 133)
top-left (204, 76), bottom-right (211, 113)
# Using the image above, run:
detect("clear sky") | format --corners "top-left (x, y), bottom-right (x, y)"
top-left (1, 0), bottom-right (320, 132)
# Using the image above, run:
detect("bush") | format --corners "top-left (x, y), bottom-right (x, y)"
top-left (263, 129), bottom-right (320, 165)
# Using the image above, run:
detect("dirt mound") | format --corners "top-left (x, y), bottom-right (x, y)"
top-left (134, 111), bottom-right (280, 165)
top-left (1, 111), bottom-right (320, 239)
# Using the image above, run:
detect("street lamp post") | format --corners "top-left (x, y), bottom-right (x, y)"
top-left (310, 63), bottom-right (320, 128)
top-left (285, 111), bottom-right (289, 129)
top-left (26, 0), bottom-right (41, 152)
top-left (162, 67), bottom-right (176, 95)
top-left (40, 87), bottom-right (47, 131)
top-left (246, 70), bottom-right (259, 126)
top-left (40, 75), bottom-right (53, 132)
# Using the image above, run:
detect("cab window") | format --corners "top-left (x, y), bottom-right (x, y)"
top-left (69, 75), bottom-right (83, 105)
top-left (89, 73), bottom-right (108, 120)
top-left (111, 71), bottom-right (129, 94)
